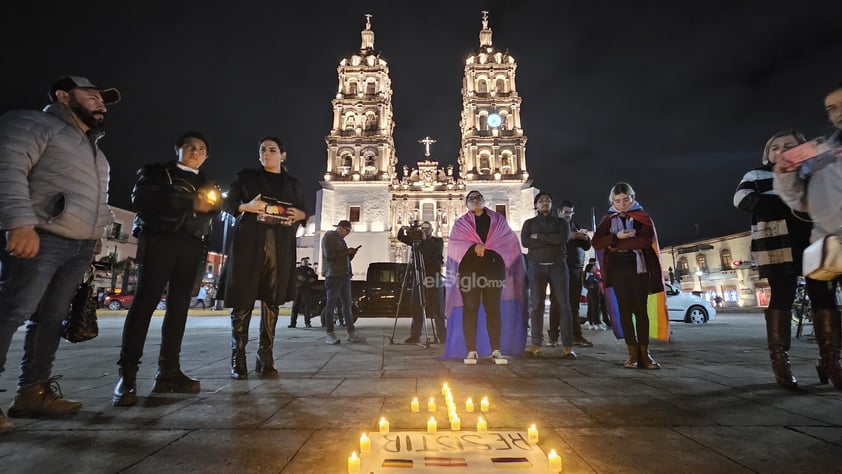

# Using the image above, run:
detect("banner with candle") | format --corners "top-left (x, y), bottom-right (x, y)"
top-left (357, 431), bottom-right (555, 473)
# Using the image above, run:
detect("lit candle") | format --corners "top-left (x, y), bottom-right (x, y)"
top-left (448, 411), bottom-right (458, 423)
top-left (465, 398), bottom-right (475, 412)
top-left (428, 398), bottom-right (437, 412)
top-left (528, 424), bottom-right (539, 443)
top-left (477, 416), bottom-right (487, 432)
top-left (427, 416), bottom-right (437, 433)
top-left (410, 397), bottom-right (420, 413)
top-left (442, 383), bottom-right (449, 395)
top-left (348, 451), bottom-right (361, 474)
top-left (480, 396), bottom-right (489, 413)
top-left (359, 433), bottom-right (371, 453)
top-left (548, 449), bottom-right (562, 472)
top-left (379, 417), bottom-right (390, 435)
top-left (451, 416), bottom-right (461, 431)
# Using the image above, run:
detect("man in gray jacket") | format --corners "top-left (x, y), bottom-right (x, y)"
top-left (0, 76), bottom-right (119, 431)
top-left (320, 220), bottom-right (366, 345)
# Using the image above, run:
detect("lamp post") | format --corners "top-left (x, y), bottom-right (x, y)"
top-left (695, 270), bottom-right (703, 292)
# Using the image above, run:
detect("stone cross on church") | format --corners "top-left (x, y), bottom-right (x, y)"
top-left (418, 136), bottom-right (436, 157)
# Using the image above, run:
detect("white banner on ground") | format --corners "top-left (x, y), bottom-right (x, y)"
top-left (359, 431), bottom-right (553, 473)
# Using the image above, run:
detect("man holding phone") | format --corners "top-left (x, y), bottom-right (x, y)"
top-left (321, 220), bottom-right (366, 345)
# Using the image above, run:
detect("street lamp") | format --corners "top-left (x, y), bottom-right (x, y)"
top-left (695, 270), bottom-right (703, 291)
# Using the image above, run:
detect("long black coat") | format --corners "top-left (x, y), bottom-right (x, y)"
top-left (222, 168), bottom-right (305, 308)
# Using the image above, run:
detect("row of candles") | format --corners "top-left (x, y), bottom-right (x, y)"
top-left (348, 383), bottom-right (562, 473)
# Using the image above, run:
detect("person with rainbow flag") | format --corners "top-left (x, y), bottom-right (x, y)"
top-left (592, 182), bottom-right (669, 369)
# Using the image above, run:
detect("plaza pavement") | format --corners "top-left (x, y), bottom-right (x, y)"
top-left (1, 310), bottom-right (841, 473)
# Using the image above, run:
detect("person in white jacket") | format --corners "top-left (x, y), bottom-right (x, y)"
top-left (773, 81), bottom-right (842, 390)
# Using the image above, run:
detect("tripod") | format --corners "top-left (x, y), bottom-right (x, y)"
top-left (389, 239), bottom-right (435, 348)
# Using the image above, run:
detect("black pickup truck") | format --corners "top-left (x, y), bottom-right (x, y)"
top-left (308, 262), bottom-right (415, 323)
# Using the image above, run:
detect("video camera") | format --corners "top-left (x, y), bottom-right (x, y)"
top-left (404, 220), bottom-right (426, 242)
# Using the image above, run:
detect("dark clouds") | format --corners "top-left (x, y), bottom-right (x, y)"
top-left (1, 0), bottom-right (841, 247)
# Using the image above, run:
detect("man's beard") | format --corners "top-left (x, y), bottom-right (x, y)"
top-left (69, 96), bottom-right (105, 130)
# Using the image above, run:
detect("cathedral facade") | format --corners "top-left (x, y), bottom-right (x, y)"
top-left (303, 13), bottom-right (537, 276)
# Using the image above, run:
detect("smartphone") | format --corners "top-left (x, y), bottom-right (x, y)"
top-left (781, 140), bottom-right (821, 164)
top-left (355, 245), bottom-right (362, 250)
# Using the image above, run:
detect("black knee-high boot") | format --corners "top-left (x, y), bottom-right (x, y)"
top-left (230, 309), bottom-right (251, 380)
top-left (813, 309), bottom-right (842, 389)
top-left (256, 303), bottom-right (279, 375)
top-left (765, 308), bottom-right (797, 389)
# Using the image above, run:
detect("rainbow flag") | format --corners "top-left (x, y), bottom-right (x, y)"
top-left (491, 457), bottom-right (532, 469)
top-left (382, 458), bottom-right (413, 468)
top-left (425, 456), bottom-right (468, 467)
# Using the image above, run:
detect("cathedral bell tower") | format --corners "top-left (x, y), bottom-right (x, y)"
top-left (458, 11), bottom-right (529, 183)
top-left (324, 13), bottom-right (397, 183)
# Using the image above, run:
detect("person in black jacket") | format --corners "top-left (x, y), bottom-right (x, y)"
top-left (223, 136), bottom-right (306, 379)
top-left (397, 221), bottom-right (446, 344)
top-left (289, 257), bottom-right (317, 328)
top-left (113, 131), bottom-right (221, 407)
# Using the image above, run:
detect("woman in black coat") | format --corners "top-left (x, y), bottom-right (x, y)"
top-left (733, 130), bottom-right (812, 390)
top-left (223, 137), bottom-right (306, 379)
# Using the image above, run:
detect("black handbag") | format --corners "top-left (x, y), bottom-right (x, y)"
top-left (62, 267), bottom-right (99, 343)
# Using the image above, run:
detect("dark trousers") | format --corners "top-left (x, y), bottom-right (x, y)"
top-left (608, 257), bottom-right (650, 346)
top-left (290, 286), bottom-right (313, 326)
top-left (409, 277), bottom-right (446, 341)
top-left (587, 289), bottom-right (601, 325)
top-left (460, 284), bottom-right (503, 352)
top-left (118, 232), bottom-right (204, 373)
top-left (548, 270), bottom-right (584, 342)
top-left (531, 263), bottom-right (573, 347)
top-left (766, 274), bottom-right (798, 310)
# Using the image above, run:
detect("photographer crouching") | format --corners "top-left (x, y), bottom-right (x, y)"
top-left (397, 221), bottom-right (446, 344)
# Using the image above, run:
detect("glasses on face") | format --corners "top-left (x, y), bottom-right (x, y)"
top-left (467, 195), bottom-right (484, 202)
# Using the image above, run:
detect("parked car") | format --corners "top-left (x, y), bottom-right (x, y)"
top-left (103, 292), bottom-right (167, 311)
top-left (664, 283), bottom-right (716, 323)
top-left (104, 292), bottom-right (134, 310)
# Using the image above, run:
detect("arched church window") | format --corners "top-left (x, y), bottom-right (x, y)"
top-left (479, 155), bottom-right (491, 175)
top-left (477, 79), bottom-right (488, 94)
top-left (478, 114), bottom-right (488, 132)
top-left (339, 154), bottom-right (352, 176)
top-left (344, 115), bottom-right (355, 131)
top-left (364, 154), bottom-right (377, 176)
top-left (501, 154), bottom-right (512, 173)
top-left (348, 81), bottom-right (358, 95)
top-left (365, 113), bottom-right (377, 131)
top-left (366, 81), bottom-right (376, 95)
top-left (495, 78), bottom-right (506, 93)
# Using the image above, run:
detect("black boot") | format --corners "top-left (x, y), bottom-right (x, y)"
top-left (151, 369), bottom-right (200, 393)
top-left (765, 308), bottom-right (797, 389)
top-left (112, 367), bottom-right (138, 407)
top-left (255, 303), bottom-right (279, 376)
top-left (624, 344), bottom-right (640, 368)
top-left (813, 309), bottom-right (842, 389)
top-left (639, 344), bottom-right (660, 369)
top-left (230, 309), bottom-right (251, 380)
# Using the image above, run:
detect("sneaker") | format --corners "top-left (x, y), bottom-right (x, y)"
top-left (597, 323), bottom-right (608, 331)
top-left (325, 332), bottom-right (341, 345)
top-left (0, 408), bottom-right (13, 433)
top-left (464, 351), bottom-right (478, 365)
top-left (491, 350), bottom-right (508, 365)
top-left (346, 330), bottom-right (367, 343)
top-left (573, 336), bottom-right (594, 347)
top-left (561, 347), bottom-right (577, 360)
top-left (7, 376), bottom-right (82, 418)
top-left (525, 344), bottom-right (543, 357)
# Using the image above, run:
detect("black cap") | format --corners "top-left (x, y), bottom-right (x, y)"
top-left (334, 220), bottom-right (353, 230)
top-left (49, 75), bottom-right (121, 105)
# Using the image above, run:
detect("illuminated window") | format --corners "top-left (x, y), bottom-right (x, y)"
top-left (678, 257), bottom-right (689, 276)
top-left (696, 253), bottom-right (708, 274)
top-left (421, 203), bottom-right (435, 222)
top-left (720, 248), bottom-right (732, 270)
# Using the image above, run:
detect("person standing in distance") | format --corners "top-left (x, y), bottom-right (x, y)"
top-left (321, 220), bottom-right (367, 345)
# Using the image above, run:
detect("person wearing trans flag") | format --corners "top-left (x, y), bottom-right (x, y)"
top-left (592, 182), bottom-right (668, 369)
top-left (442, 190), bottom-right (527, 364)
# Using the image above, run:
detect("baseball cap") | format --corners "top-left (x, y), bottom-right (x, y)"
top-left (334, 220), bottom-right (353, 230)
top-left (49, 75), bottom-right (121, 105)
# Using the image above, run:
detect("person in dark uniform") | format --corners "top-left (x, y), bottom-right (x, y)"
top-left (223, 136), bottom-right (306, 379)
top-left (397, 221), bottom-right (446, 344)
top-left (113, 131), bottom-right (221, 407)
top-left (289, 257), bottom-right (317, 328)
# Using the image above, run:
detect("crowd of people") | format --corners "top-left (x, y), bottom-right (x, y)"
top-left (0, 74), bottom-right (840, 435)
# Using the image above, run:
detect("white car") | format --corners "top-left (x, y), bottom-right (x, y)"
top-left (664, 283), bottom-right (716, 323)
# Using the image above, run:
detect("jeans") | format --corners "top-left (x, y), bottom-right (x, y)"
top-left (0, 232), bottom-right (95, 386)
top-left (324, 275), bottom-right (356, 333)
top-left (529, 263), bottom-right (573, 347)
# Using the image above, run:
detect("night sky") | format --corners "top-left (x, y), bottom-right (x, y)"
top-left (2, 0), bottom-right (841, 248)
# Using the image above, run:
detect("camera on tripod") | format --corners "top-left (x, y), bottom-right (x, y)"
top-left (405, 220), bottom-right (426, 242)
